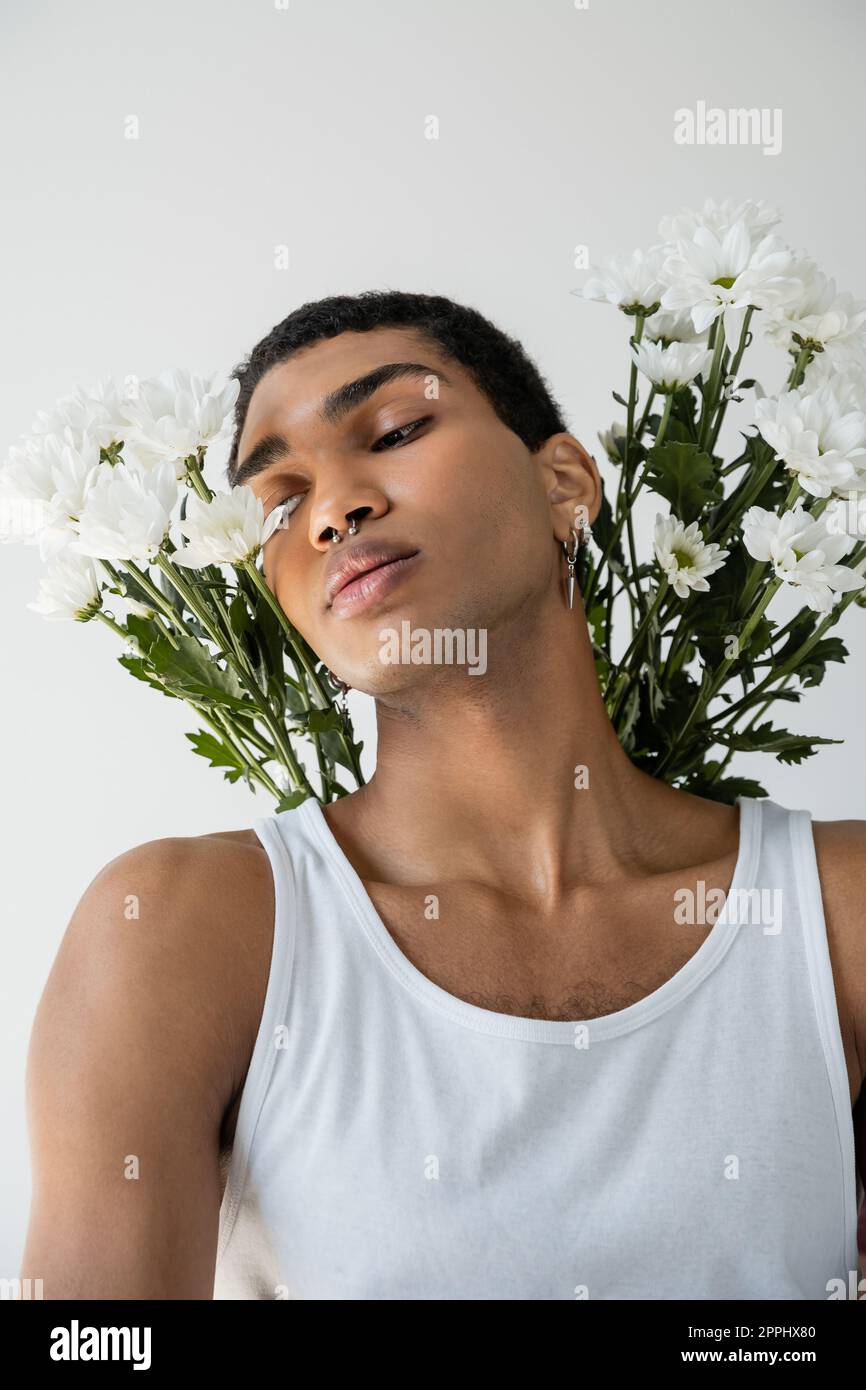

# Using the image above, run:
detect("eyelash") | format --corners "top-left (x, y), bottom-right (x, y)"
top-left (271, 416), bottom-right (431, 518)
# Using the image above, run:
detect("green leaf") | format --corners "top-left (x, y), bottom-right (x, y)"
top-left (184, 729), bottom-right (248, 775)
top-left (644, 441), bottom-right (721, 523)
top-left (229, 593), bottom-right (252, 639)
top-left (303, 707), bottom-right (345, 734)
top-left (319, 727), bottom-right (364, 774)
top-left (275, 789), bottom-right (311, 813)
top-left (685, 770), bottom-right (769, 804)
top-left (130, 620), bottom-right (250, 709)
top-left (646, 663), bottom-right (666, 720)
top-left (586, 599), bottom-right (607, 649)
top-left (715, 721), bottom-right (840, 764)
top-left (669, 383), bottom-right (700, 438)
top-left (616, 682), bottom-right (641, 751)
top-left (117, 652), bottom-right (179, 699)
top-left (798, 636), bottom-right (848, 688)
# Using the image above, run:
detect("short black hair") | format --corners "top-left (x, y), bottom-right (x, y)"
top-left (224, 290), bottom-right (568, 484)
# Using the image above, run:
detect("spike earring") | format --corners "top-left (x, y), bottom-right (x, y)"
top-left (563, 527), bottom-right (580, 610)
top-left (562, 521), bottom-right (593, 609)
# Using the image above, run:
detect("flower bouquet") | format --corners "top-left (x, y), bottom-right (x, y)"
top-left (0, 372), bottom-right (365, 810)
top-left (576, 196), bottom-right (866, 800)
top-left (3, 196), bottom-right (865, 808)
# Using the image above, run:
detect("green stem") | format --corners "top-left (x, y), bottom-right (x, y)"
top-left (713, 548), bottom-right (866, 731)
top-left (241, 558), bottom-right (365, 787)
top-left (584, 314), bottom-right (646, 611)
top-left (708, 307), bottom-right (754, 454)
top-left (737, 479), bottom-right (802, 616)
top-left (187, 448), bottom-right (214, 502)
top-left (697, 319), bottom-right (727, 450)
top-left (98, 559), bottom-right (181, 648)
top-left (605, 577), bottom-right (669, 718)
top-left (635, 387), bottom-right (658, 442)
top-left (114, 557), bottom-right (182, 629)
top-left (788, 345), bottom-right (813, 390)
top-left (705, 677), bottom-right (790, 788)
top-left (655, 576), bottom-right (783, 779)
top-left (707, 441), bottom-right (779, 546)
top-left (208, 707), bottom-right (283, 800)
top-left (154, 551), bottom-right (314, 797)
top-left (96, 608), bottom-right (284, 802)
top-left (94, 609), bottom-right (128, 641)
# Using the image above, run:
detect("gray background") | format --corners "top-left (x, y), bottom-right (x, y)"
top-left (2, 0), bottom-right (864, 1273)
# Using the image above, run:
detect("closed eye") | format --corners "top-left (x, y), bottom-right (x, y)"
top-left (266, 416), bottom-right (432, 533)
top-left (370, 416), bottom-right (432, 451)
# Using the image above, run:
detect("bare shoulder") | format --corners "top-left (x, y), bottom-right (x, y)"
top-left (810, 817), bottom-right (866, 1083)
top-left (22, 826), bottom-right (276, 1297)
top-left (31, 825), bottom-right (276, 1125)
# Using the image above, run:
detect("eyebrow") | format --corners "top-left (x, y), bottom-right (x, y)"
top-left (233, 361), bottom-right (451, 487)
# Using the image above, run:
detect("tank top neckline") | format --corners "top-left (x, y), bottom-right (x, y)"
top-left (295, 793), bottom-right (764, 1044)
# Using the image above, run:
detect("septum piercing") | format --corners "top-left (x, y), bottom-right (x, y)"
top-left (330, 516), bottom-right (360, 543)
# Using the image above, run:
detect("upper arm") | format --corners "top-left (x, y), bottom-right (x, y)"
top-left (811, 819), bottom-right (866, 1200)
top-left (20, 833), bottom-right (272, 1299)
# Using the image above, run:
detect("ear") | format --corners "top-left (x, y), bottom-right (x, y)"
top-left (534, 434), bottom-right (601, 543)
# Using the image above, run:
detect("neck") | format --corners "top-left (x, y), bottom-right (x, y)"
top-left (336, 595), bottom-right (681, 902)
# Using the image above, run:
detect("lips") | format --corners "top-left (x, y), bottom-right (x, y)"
top-left (325, 541), bottom-right (420, 607)
top-left (327, 548), bottom-right (422, 619)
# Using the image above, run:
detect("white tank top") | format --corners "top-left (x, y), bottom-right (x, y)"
top-left (213, 794), bottom-right (863, 1300)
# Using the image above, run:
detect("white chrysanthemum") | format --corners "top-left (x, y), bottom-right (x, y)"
top-left (802, 351), bottom-right (866, 412)
top-left (653, 514), bottom-right (730, 598)
top-left (741, 503), bottom-right (866, 612)
top-left (30, 376), bottom-right (129, 453)
top-left (753, 386), bottom-right (866, 498)
top-left (118, 368), bottom-right (240, 473)
top-left (578, 246), bottom-right (667, 314)
top-left (631, 340), bottom-right (714, 393)
top-left (69, 457), bottom-right (179, 563)
top-left (658, 197), bottom-right (781, 247)
top-left (26, 550), bottom-right (103, 622)
top-left (171, 484), bottom-right (275, 569)
top-left (764, 261), bottom-right (866, 364)
top-left (643, 305), bottom-right (709, 345)
top-left (0, 428), bottom-right (106, 551)
top-left (0, 436), bottom-right (56, 545)
top-left (659, 220), bottom-right (797, 344)
top-left (598, 423), bottom-right (627, 463)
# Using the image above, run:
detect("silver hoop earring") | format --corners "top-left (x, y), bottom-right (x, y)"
top-left (323, 666), bottom-right (351, 709)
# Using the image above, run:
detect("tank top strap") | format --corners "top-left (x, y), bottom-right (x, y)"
top-left (786, 801), bottom-right (862, 1256)
top-left (216, 810), bottom-right (298, 1268)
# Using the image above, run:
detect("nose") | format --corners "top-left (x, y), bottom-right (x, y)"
top-left (310, 492), bottom-right (388, 549)
top-left (321, 506), bottom-right (374, 543)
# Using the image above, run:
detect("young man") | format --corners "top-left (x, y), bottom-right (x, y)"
top-left (22, 292), bottom-right (866, 1299)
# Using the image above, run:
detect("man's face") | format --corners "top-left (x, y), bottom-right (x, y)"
top-left (235, 326), bottom-right (576, 695)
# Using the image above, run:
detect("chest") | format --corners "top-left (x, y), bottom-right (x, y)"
top-left (359, 874), bottom-right (864, 1116)
top-left (359, 875), bottom-right (718, 1022)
